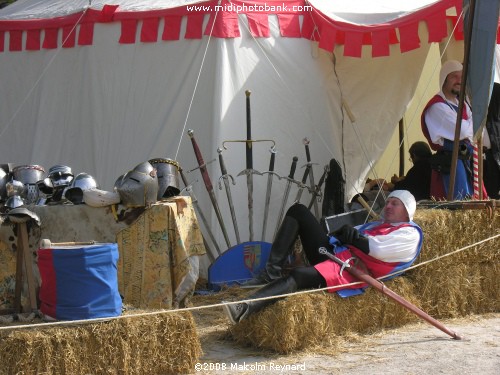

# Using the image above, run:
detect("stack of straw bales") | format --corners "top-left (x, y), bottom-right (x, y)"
top-left (0, 311), bottom-right (201, 375)
top-left (229, 207), bottom-right (500, 353)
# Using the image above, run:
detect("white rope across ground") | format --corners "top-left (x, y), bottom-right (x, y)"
top-left (1, 231), bottom-right (498, 332)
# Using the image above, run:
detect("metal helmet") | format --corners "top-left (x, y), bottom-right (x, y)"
top-left (149, 158), bottom-right (180, 200)
top-left (4, 195), bottom-right (25, 210)
top-left (114, 174), bottom-right (125, 190)
top-left (115, 162), bottom-right (158, 207)
top-left (0, 168), bottom-right (8, 201)
top-left (37, 177), bottom-right (54, 195)
top-left (12, 165), bottom-right (45, 185)
top-left (48, 165), bottom-right (74, 187)
top-left (25, 184), bottom-right (40, 205)
top-left (64, 173), bottom-right (98, 204)
top-left (6, 179), bottom-right (25, 198)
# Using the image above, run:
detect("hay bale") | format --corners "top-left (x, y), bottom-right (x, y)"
top-left (0, 311), bottom-right (201, 375)
top-left (230, 277), bottom-right (420, 353)
top-left (413, 208), bottom-right (499, 264)
top-left (410, 208), bottom-right (500, 318)
top-left (229, 207), bottom-right (500, 353)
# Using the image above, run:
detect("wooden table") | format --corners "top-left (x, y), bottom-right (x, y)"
top-left (0, 196), bottom-right (205, 312)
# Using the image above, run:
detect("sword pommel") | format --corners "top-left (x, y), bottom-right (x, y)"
top-left (245, 90), bottom-right (251, 97)
top-left (303, 137), bottom-right (311, 162)
top-left (187, 129), bottom-right (194, 138)
top-left (268, 146), bottom-right (277, 171)
top-left (288, 156), bottom-right (299, 179)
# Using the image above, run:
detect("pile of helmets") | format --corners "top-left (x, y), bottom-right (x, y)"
top-left (1, 164), bottom-right (46, 211)
top-left (114, 159), bottom-right (180, 208)
top-left (41, 165), bottom-right (120, 207)
top-left (0, 163), bottom-right (103, 211)
top-left (38, 165), bottom-right (75, 203)
top-left (0, 158), bottom-right (181, 211)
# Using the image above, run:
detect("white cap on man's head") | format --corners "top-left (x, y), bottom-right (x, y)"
top-left (387, 190), bottom-right (416, 221)
top-left (439, 60), bottom-right (463, 90)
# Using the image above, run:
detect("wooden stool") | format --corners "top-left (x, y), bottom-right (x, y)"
top-left (3, 208), bottom-right (41, 315)
top-left (13, 220), bottom-right (38, 313)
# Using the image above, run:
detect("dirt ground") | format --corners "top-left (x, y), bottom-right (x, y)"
top-left (191, 310), bottom-right (500, 375)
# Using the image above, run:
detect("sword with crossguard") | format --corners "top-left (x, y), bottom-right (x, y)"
top-left (223, 90), bottom-right (274, 242)
top-left (217, 147), bottom-right (241, 244)
top-left (187, 129), bottom-right (231, 249)
top-left (261, 145), bottom-right (280, 241)
top-left (303, 138), bottom-right (320, 218)
top-left (293, 162), bottom-right (310, 204)
top-left (273, 155), bottom-right (299, 241)
top-left (307, 163), bottom-right (328, 213)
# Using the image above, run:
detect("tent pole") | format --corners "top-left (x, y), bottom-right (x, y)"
top-left (478, 137), bottom-right (484, 199)
top-left (399, 118), bottom-right (405, 177)
top-left (447, 0), bottom-right (477, 201)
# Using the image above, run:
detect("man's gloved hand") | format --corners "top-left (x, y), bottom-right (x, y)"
top-left (336, 224), bottom-right (359, 245)
top-left (334, 224), bottom-right (370, 254)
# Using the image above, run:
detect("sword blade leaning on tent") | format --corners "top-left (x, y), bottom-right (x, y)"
top-left (273, 156), bottom-right (299, 241)
top-left (239, 90), bottom-right (259, 242)
top-left (179, 166), bottom-right (219, 262)
top-left (261, 146), bottom-right (279, 241)
top-left (318, 247), bottom-right (463, 340)
top-left (307, 164), bottom-right (328, 214)
top-left (217, 147), bottom-right (241, 244)
top-left (222, 90), bottom-right (275, 242)
top-left (187, 129), bottom-right (232, 249)
top-left (293, 162), bottom-right (310, 204)
top-left (303, 138), bottom-right (320, 218)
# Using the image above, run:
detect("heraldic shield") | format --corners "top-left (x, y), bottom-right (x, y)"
top-left (207, 241), bottom-right (272, 290)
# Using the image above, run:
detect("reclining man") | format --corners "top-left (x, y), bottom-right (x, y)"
top-left (224, 190), bottom-right (423, 323)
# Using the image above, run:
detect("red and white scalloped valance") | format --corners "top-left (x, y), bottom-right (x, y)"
top-left (0, 0), bottom-right (498, 57)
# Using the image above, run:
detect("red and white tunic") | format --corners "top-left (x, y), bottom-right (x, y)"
top-left (314, 221), bottom-right (423, 294)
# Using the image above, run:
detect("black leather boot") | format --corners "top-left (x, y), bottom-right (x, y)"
top-left (224, 276), bottom-right (298, 323)
top-left (240, 216), bottom-right (299, 288)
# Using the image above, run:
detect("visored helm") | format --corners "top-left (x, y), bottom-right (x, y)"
top-left (115, 162), bottom-right (158, 208)
top-left (48, 165), bottom-right (74, 187)
top-left (64, 173), bottom-right (98, 204)
top-left (149, 158), bottom-right (180, 200)
top-left (12, 165), bottom-right (45, 185)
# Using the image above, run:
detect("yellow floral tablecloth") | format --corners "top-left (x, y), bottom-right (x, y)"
top-left (116, 196), bottom-right (206, 309)
top-left (0, 197), bottom-right (205, 312)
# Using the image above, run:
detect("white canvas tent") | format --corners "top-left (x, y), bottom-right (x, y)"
top-left (0, 0), bottom-right (498, 249)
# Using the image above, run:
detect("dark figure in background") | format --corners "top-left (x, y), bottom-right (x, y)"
top-left (388, 141), bottom-right (432, 201)
top-left (321, 159), bottom-right (345, 217)
top-left (226, 190), bottom-right (423, 323)
top-left (483, 82), bottom-right (500, 199)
